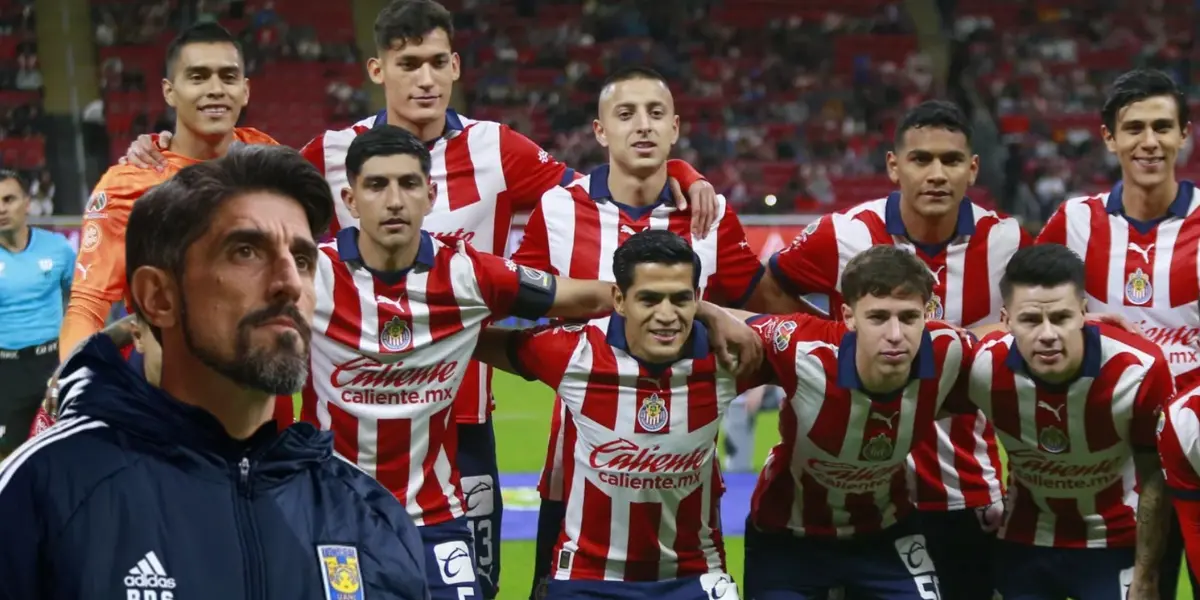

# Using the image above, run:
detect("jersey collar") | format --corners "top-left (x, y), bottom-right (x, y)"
top-left (371, 109), bottom-right (466, 143)
top-left (1005, 323), bottom-right (1103, 387)
top-left (884, 191), bottom-right (977, 238)
top-left (605, 313), bottom-right (710, 374)
top-left (836, 328), bottom-right (936, 392)
top-left (1105, 180), bottom-right (1195, 218)
top-left (588, 165), bottom-right (674, 219)
top-left (335, 226), bottom-right (436, 277)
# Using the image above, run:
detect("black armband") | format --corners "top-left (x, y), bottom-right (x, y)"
top-left (511, 265), bottom-right (556, 320)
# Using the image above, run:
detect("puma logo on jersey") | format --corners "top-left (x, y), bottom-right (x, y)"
top-left (620, 225), bottom-right (639, 236)
top-left (376, 295), bottom-right (406, 310)
top-left (1128, 243), bottom-right (1154, 263)
top-left (869, 411), bottom-right (899, 428)
top-left (75, 262), bottom-right (90, 281)
top-left (1037, 400), bottom-right (1065, 421)
top-left (928, 265), bottom-right (946, 279)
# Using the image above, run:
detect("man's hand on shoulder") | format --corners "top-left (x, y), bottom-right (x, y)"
top-left (119, 131), bottom-right (172, 171)
top-left (668, 178), bottom-right (718, 239)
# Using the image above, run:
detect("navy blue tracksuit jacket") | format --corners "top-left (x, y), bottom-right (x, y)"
top-left (0, 335), bottom-right (429, 600)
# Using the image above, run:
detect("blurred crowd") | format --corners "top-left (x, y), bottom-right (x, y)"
top-left (8, 0), bottom-right (1200, 219)
top-left (0, 0), bottom-right (49, 213)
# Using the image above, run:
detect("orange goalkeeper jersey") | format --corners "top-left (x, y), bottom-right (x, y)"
top-left (60, 128), bottom-right (278, 359)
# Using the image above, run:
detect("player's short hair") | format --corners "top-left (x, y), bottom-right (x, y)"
top-left (841, 245), bottom-right (934, 306)
top-left (164, 22), bottom-right (243, 79)
top-left (612, 229), bottom-right (701, 293)
top-left (1101, 68), bottom-right (1190, 132)
top-left (345, 125), bottom-right (432, 183)
top-left (999, 244), bottom-right (1086, 305)
top-left (894, 100), bottom-right (972, 149)
top-left (374, 0), bottom-right (455, 51)
top-left (599, 66), bottom-right (670, 112)
top-left (0, 169), bottom-right (29, 196)
top-left (125, 146), bottom-right (333, 322)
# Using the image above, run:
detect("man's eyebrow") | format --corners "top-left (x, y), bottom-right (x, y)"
top-left (291, 236), bottom-right (318, 258)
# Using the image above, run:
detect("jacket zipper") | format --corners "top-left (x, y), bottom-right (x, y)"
top-left (234, 456), bottom-right (267, 600)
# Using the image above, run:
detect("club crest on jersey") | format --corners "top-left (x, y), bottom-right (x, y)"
top-left (1124, 268), bottom-right (1153, 305)
top-left (1157, 409), bottom-right (1166, 437)
top-left (772, 320), bottom-right (797, 352)
top-left (317, 545), bottom-right (365, 600)
top-left (1038, 425), bottom-right (1069, 454)
top-left (637, 393), bottom-right (669, 432)
top-left (379, 316), bottom-right (413, 352)
top-left (38, 258), bottom-right (53, 272)
top-left (861, 433), bottom-right (895, 462)
top-left (924, 294), bottom-right (944, 320)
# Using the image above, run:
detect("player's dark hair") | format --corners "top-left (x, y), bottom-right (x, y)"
top-left (125, 146), bottom-right (333, 326)
top-left (999, 244), bottom-right (1086, 305)
top-left (612, 229), bottom-right (701, 293)
top-left (599, 66), bottom-right (670, 113)
top-left (0, 169), bottom-right (29, 196)
top-left (374, 0), bottom-right (455, 51)
top-left (1101, 68), bottom-right (1190, 133)
top-left (346, 125), bottom-right (432, 182)
top-left (894, 100), bottom-right (972, 148)
top-left (164, 22), bottom-right (243, 79)
top-left (841, 245), bottom-right (934, 306)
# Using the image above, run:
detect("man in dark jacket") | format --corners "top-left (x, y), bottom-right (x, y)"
top-left (0, 146), bottom-right (430, 600)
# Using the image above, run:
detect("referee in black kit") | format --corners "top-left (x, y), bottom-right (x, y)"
top-left (0, 170), bottom-right (74, 457)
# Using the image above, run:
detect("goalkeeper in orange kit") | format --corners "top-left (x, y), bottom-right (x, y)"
top-left (60, 22), bottom-right (276, 360)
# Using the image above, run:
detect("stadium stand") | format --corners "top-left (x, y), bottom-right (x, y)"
top-left (0, 0), bottom-right (48, 211)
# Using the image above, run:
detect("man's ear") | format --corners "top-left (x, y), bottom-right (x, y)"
top-left (342, 187), bottom-right (360, 219)
top-left (129, 266), bottom-right (179, 331)
top-left (840, 303), bottom-right (855, 331)
top-left (612, 286), bottom-right (626, 317)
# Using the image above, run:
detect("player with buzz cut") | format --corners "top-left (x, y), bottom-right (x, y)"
top-left (726, 245), bottom-right (971, 599)
top-left (297, 125), bottom-right (756, 600)
top-left (750, 99), bottom-right (1023, 599)
top-left (508, 64), bottom-right (810, 599)
top-left (121, 4), bottom-right (719, 594)
top-left (472, 229), bottom-right (769, 599)
top-left (1035, 67), bottom-right (1199, 596)
top-left (962, 243), bottom-right (1174, 600)
top-left (61, 22), bottom-right (278, 361)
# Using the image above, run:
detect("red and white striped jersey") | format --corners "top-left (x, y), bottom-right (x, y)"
top-left (747, 314), bottom-right (971, 538)
top-left (509, 317), bottom-right (748, 582)
top-left (967, 324), bottom-right (1173, 548)
top-left (299, 228), bottom-right (555, 526)
top-left (1037, 181), bottom-right (1200, 391)
top-left (301, 109), bottom-right (573, 425)
top-left (512, 165), bottom-right (764, 501)
top-left (768, 193), bottom-right (1025, 511)
top-left (1159, 381), bottom-right (1200, 572)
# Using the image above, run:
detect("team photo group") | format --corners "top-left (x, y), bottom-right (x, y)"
top-left (0, 1), bottom-right (1199, 599)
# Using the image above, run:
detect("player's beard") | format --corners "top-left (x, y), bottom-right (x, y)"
top-left (181, 296), bottom-right (313, 395)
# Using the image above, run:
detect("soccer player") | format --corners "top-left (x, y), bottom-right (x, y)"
top-left (509, 65), bottom-right (782, 598)
top-left (966, 244), bottom-right (1174, 600)
top-left (122, 5), bottom-right (718, 593)
top-left (753, 99), bottom-right (1023, 599)
top-left (59, 22), bottom-right (276, 360)
top-left (472, 229), bottom-right (755, 599)
top-left (1159, 381), bottom-right (1200, 583)
top-left (0, 170), bottom-right (74, 457)
top-left (741, 244), bottom-right (973, 599)
top-left (298, 125), bottom-right (754, 600)
top-left (1036, 67), bottom-right (1199, 596)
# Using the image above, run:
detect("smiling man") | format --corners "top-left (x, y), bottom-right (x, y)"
top-left (60, 22), bottom-right (277, 361)
top-left (963, 244), bottom-right (1173, 600)
top-left (1036, 68), bottom-right (1199, 597)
